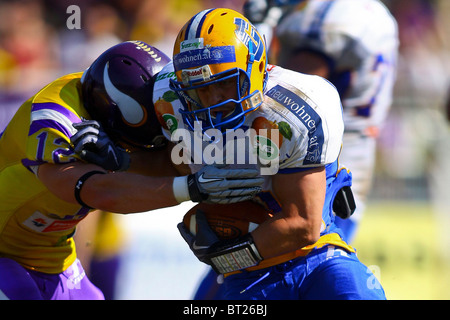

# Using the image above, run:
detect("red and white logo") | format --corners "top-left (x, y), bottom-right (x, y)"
top-left (23, 211), bottom-right (82, 233)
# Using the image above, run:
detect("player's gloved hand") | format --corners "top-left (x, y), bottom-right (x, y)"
top-left (173, 166), bottom-right (264, 204)
top-left (177, 209), bottom-right (220, 263)
top-left (71, 120), bottom-right (130, 171)
top-left (177, 209), bottom-right (262, 274)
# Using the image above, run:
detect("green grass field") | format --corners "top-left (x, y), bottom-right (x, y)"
top-left (352, 201), bottom-right (450, 300)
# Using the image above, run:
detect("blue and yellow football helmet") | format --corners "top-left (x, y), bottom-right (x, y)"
top-left (170, 8), bottom-right (268, 133)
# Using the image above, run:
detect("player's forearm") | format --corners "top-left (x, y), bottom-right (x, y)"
top-left (38, 162), bottom-right (182, 213)
top-left (81, 172), bottom-right (180, 213)
top-left (251, 214), bottom-right (321, 259)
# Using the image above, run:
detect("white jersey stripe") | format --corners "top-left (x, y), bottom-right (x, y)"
top-left (31, 109), bottom-right (77, 136)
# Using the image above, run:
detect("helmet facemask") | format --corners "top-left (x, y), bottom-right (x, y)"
top-left (170, 66), bottom-right (263, 133)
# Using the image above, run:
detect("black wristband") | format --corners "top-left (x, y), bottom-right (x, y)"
top-left (187, 174), bottom-right (207, 202)
top-left (74, 170), bottom-right (106, 209)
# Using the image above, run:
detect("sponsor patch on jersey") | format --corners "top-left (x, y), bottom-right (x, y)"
top-left (266, 85), bottom-right (324, 165)
top-left (253, 135), bottom-right (279, 162)
top-left (23, 211), bottom-right (83, 233)
top-left (163, 114), bottom-right (178, 134)
top-left (155, 71), bottom-right (176, 82)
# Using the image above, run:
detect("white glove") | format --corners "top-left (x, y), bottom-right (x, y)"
top-left (173, 166), bottom-right (264, 204)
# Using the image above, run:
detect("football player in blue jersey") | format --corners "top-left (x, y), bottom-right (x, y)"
top-left (158, 8), bottom-right (385, 300)
top-left (193, 0), bottom-right (398, 300)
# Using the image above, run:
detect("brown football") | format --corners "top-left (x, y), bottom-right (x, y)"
top-left (183, 200), bottom-right (273, 240)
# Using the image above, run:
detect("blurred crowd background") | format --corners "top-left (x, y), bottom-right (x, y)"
top-left (0, 0), bottom-right (449, 299)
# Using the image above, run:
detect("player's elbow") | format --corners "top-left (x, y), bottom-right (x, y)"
top-left (291, 217), bottom-right (321, 247)
top-left (301, 229), bottom-right (320, 246)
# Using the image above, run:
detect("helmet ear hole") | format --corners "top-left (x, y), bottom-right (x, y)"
top-left (259, 61), bottom-right (264, 73)
top-left (140, 74), bottom-right (149, 82)
top-left (208, 24), bottom-right (214, 34)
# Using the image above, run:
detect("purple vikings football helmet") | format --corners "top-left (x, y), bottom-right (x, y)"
top-left (81, 41), bottom-right (171, 149)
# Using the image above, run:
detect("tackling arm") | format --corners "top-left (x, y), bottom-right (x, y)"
top-left (62, 119), bottom-right (264, 211)
top-left (37, 162), bottom-right (180, 213)
top-left (37, 160), bottom-right (264, 213)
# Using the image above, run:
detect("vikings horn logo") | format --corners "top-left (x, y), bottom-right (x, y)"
top-left (103, 62), bottom-right (146, 125)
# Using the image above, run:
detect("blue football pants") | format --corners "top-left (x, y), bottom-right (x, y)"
top-left (212, 245), bottom-right (386, 300)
